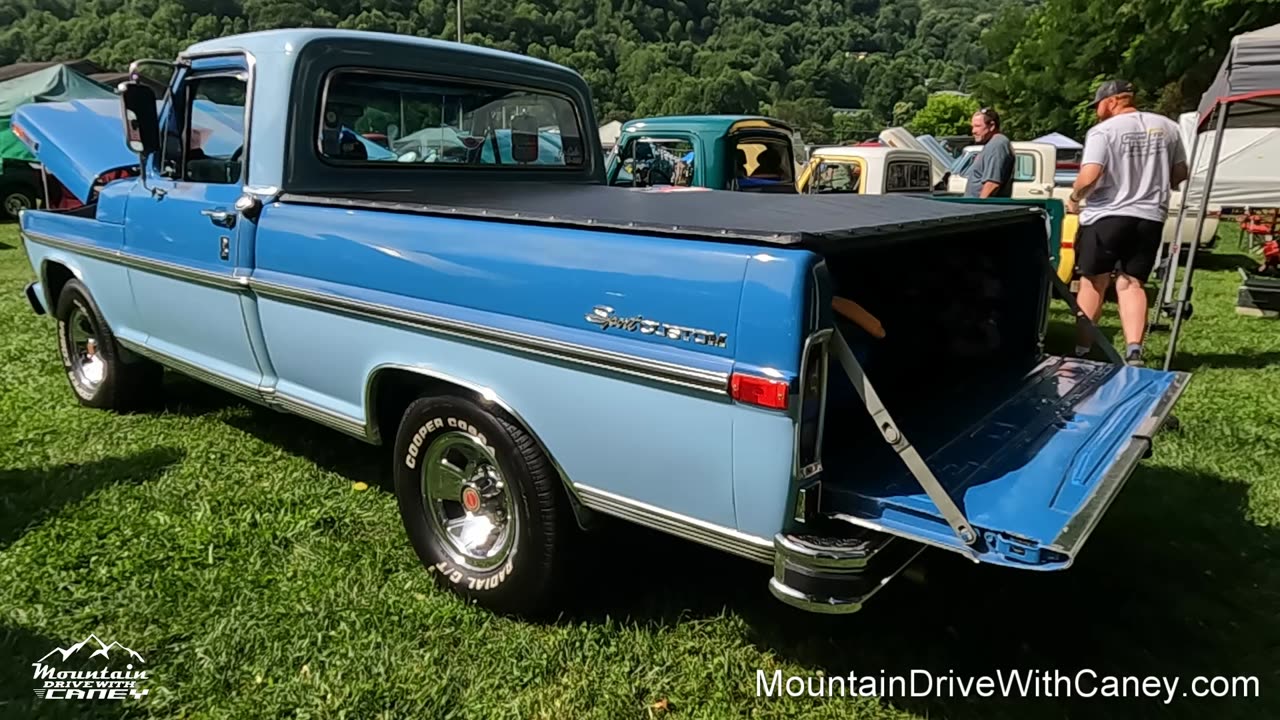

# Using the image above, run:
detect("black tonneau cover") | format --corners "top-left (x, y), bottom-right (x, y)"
top-left (279, 183), bottom-right (1043, 250)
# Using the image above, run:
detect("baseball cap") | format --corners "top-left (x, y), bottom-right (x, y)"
top-left (1088, 79), bottom-right (1136, 109)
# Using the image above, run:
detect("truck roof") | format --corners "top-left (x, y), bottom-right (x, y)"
top-left (621, 115), bottom-right (795, 137)
top-left (184, 29), bottom-right (569, 74)
top-left (810, 146), bottom-right (932, 162)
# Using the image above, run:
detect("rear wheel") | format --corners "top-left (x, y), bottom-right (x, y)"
top-left (393, 395), bottom-right (570, 615)
top-left (54, 279), bottom-right (161, 410)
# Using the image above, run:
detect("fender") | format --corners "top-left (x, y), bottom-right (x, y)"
top-left (362, 362), bottom-right (596, 527)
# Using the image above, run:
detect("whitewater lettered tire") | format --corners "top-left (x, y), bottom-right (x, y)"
top-left (393, 395), bottom-right (569, 615)
top-left (54, 279), bottom-right (161, 410)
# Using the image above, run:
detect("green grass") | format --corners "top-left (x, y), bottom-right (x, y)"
top-left (1, 223), bottom-right (1278, 719)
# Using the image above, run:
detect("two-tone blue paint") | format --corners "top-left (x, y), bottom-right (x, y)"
top-left (15, 29), bottom-right (1191, 585)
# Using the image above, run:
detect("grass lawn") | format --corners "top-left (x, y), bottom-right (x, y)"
top-left (1, 221), bottom-right (1278, 719)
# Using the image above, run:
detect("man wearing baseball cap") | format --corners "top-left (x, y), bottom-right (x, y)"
top-left (1066, 80), bottom-right (1189, 366)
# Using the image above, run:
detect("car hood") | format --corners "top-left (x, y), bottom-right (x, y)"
top-left (11, 98), bottom-right (138, 203)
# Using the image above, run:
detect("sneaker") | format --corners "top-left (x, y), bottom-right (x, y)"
top-left (1125, 348), bottom-right (1145, 367)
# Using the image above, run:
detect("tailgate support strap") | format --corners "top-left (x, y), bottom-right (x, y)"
top-left (830, 329), bottom-right (979, 548)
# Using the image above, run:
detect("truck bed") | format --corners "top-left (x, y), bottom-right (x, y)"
top-left (278, 183), bottom-right (1042, 250)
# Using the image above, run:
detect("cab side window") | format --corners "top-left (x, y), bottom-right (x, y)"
top-left (158, 74), bottom-right (247, 185)
top-left (1013, 153), bottom-right (1037, 183)
top-left (612, 138), bottom-right (695, 188)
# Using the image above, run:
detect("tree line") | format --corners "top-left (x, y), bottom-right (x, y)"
top-left (2, 0), bottom-right (1277, 143)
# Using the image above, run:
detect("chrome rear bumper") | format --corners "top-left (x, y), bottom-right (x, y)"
top-left (768, 531), bottom-right (924, 614)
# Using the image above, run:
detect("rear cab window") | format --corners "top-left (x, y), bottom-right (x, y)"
top-left (611, 137), bottom-right (696, 187)
top-left (730, 133), bottom-right (796, 193)
top-left (318, 70), bottom-right (587, 168)
top-left (885, 161), bottom-right (932, 193)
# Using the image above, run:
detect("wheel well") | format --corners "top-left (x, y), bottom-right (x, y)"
top-left (43, 261), bottom-right (75, 310)
top-left (368, 367), bottom-right (595, 528)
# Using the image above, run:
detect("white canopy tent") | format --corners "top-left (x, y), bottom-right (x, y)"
top-left (1173, 109), bottom-right (1280, 210)
top-left (1159, 22), bottom-right (1280, 369)
top-left (1032, 132), bottom-right (1082, 150)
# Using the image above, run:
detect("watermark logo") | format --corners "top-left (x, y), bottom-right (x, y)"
top-left (31, 634), bottom-right (152, 702)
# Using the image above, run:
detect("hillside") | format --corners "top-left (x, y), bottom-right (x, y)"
top-left (2, 0), bottom-right (1275, 140)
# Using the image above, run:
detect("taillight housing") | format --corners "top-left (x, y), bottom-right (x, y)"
top-left (731, 372), bottom-right (789, 410)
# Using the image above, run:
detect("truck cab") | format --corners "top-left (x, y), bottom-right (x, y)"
top-left (798, 146), bottom-right (934, 195)
top-left (605, 115), bottom-right (805, 192)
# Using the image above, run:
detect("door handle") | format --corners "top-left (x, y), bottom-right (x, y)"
top-left (201, 208), bottom-right (236, 228)
top-left (1029, 188), bottom-right (1046, 196)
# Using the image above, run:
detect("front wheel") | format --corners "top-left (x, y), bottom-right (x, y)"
top-left (55, 279), bottom-right (161, 410)
top-left (393, 395), bottom-right (571, 615)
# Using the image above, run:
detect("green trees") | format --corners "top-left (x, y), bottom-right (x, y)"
top-left (975, 0), bottom-right (1280, 138)
top-left (5, 1), bottom-right (1274, 141)
top-left (0, 0), bottom-right (1020, 141)
top-left (909, 93), bottom-right (979, 136)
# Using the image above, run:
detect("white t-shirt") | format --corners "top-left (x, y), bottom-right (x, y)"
top-left (1079, 111), bottom-right (1187, 225)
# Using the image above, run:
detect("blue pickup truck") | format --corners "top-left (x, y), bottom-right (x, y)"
top-left (14, 29), bottom-right (1188, 616)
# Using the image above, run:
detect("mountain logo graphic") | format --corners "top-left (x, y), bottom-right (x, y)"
top-left (36, 635), bottom-right (145, 664)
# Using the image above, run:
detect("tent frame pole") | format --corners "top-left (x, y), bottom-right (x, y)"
top-left (1151, 128), bottom-right (1203, 328)
top-left (1164, 104), bottom-right (1230, 371)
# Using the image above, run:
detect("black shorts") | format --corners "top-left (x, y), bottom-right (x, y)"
top-left (1076, 215), bottom-right (1164, 282)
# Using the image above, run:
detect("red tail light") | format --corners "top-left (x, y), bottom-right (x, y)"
top-left (731, 373), bottom-right (789, 410)
top-left (11, 122), bottom-right (27, 144)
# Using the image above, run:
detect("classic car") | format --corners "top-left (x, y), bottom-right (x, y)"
top-left (15, 29), bottom-right (1188, 616)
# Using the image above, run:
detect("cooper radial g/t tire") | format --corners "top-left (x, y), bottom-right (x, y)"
top-left (393, 395), bottom-right (570, 615)
top-left (54, 279), bottom-right (161, 410)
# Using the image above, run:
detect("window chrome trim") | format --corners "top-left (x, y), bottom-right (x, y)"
top-left (574, 484), bottom-right (774, 565)
top-left (167, 48), bottom-right (257, 187)
top-left (249, 277), bottom-right (730, 396)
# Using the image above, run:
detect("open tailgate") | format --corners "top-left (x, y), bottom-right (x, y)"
top-left (823, 354), bottom-right (1190, 569)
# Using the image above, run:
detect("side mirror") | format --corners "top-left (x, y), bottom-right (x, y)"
top-left (120, 82), bottom-right (160, 157)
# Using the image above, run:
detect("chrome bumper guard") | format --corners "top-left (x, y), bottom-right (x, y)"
top-left (768, 532), bottom-right (925, 614)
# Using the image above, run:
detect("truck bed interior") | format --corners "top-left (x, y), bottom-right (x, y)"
top-left (816, 219), bottom-right (1073, 535)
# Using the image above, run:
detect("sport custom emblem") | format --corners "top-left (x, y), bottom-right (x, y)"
top-left (585, 305), bottom-right (729, 348)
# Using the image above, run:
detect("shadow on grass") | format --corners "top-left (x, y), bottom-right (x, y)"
top-left (1195, 253), bottom-right (1259, 273)
top-left (550, 466), bottom-right (1278, 719)
top-left (0, 625), bottom-right (131, 719)
top-left (150, 375), bottom-right (243, 419)
top-left (217, 401), bottom-right (392, 493)
top-left (0, 447), bottom-right (184, 550)
top-left (1175, 349), bottom-right (1280, 371)
top-left (743, 465), bottom-right (1277, 720)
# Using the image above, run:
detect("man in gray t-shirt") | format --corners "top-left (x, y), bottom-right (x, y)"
top-left (963, 108), bottom-right (1014, 198)
top-left (1068, 80), bottom-right (1189, 366)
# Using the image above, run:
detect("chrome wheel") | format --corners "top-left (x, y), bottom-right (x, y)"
top-left (421, 431), bottom-right (517, 571)
top-left (67, 305), bottom-right (107, 390)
